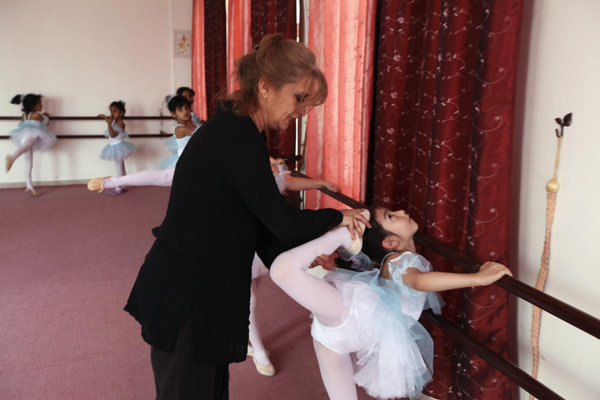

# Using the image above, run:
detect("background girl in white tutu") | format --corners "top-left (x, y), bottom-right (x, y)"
top-left (160, 94), bottom-right (197, 170)
top-left (6, 93), bottom-right (57, 197)
top-left (98, 100), bottom-right (136, 195)
top-left (270, 207), bottom-right (512, 400)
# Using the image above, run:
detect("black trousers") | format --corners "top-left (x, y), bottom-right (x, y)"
top-left (151, 319), bottom-right (229, 400)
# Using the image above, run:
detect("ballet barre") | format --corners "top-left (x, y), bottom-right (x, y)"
top-left (0, 115), bottom-right (175, 140)
top-left (290, 168), bottom-right (600, 400)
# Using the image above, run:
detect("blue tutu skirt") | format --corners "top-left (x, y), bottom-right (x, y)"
top-left (9, 121), bottom-right (57, 152)
top-left (160, 154), bottom-right (178, 170)
top-left (100, 141), bottom-right (137, 162)
top-left (321, 268), bottom-right (444, 400)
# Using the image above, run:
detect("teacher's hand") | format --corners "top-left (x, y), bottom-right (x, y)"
top-left (338, 209), bottom-right (371, 241)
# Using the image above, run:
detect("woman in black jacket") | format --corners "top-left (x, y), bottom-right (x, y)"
top-left (124, 34), bottom-right (369, 399)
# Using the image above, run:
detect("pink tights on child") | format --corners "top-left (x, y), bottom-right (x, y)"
top-left (103, 169), bottom-right (174, 189)
top-left (270, 227), bottom-right (358, 399)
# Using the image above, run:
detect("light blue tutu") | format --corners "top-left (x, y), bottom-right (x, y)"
top-left (160, 136), bottom-right (179, 169)
top-left (100, 141), bottom-right (137, 161)
top-left (322, 253), bottom-right (444, 400)
top-left (9, 120), bottom-right (57, 152)
top-left (160, 154), bottom-right (178, 170)
top-left (164, 135), bottom-right (178, 155)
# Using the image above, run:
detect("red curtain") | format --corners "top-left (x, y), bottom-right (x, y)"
top-left (368, 1), bottom-right (524, 399)
top-left (250, 0), bottom-right (297, 158)
top-left (192, 0), bottom-right (227, 118)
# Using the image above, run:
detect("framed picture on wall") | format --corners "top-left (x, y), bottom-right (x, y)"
top-left (174, 30), bottom-right (191, 57)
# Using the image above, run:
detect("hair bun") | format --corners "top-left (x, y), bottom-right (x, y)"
top-left (10, 94), bottom-right (24, 105)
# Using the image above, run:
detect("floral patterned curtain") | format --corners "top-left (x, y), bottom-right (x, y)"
top-left (368, 1), bottom-right (524, 398)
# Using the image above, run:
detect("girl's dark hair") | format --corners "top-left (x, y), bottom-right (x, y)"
top-left (110, 100), bottom-right (126, 115)
top-left (222, 33), bottom-right (327, 117)
top-left (176, 87), bottom-right (195, 97)
top-left (11, 94), bottom-right (43, 113)
top-left (361, 206), bottom-right (393, 264)
top-left (166, 95), bottom-right (191, 113)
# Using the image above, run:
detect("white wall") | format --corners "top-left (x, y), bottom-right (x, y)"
top-left (513, 0), bottom-right (600, 398)
top-left (0, 0), bottom-right (192, 187)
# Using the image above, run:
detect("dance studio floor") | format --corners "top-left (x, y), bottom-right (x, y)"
top-left (0, 185), bottom-right (375, 400)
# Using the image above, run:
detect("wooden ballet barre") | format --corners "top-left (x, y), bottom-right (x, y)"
top-left (0, 116), bottom-right (172, 121)
top-left (423, 310), bottom-right (564, 400)
top-left (289, 170), bottom-right (600, 341)
top-left (0, 133), bottom-right (172, 139)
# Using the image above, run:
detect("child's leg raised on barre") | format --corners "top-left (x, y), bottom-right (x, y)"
top-left (270, 227), bottom-right (353, 327)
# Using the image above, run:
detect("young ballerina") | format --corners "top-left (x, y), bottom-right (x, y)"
top-left (176, 86), bottom-right (204, 126)
top-left (270, 207), bottom-right (512, 400)
top-left (88, 95), bottom-right (196, 192)
top-left (98, 101), bottom-right (137, 195)
top-left (6, 93), bottom-right (57, 197)
top-left (160, 95), bottom-right (197, 170)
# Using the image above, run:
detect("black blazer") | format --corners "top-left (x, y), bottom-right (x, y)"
top-left (124, 104), bottom-right (342, 363)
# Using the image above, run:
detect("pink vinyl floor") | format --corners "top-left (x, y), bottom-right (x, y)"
top-left (0, 185), bottom-right (374, 400)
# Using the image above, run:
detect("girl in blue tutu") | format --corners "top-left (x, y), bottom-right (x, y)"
top-left (159, 95), bottom-right (197, 170)
top-left (6, 93), bottom-right (57, 197)
top-left (270, 207), bottom-right (512, 400)
top-left (176, 86), bottom-right (204, 127)
top-left (98, 100), bottom-right (136, 195)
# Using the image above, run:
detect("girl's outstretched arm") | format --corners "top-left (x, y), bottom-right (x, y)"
top-left (98, 114), bottom-right (117, 138)
top-left (401, 261), bottom-right (512, 292)
top-left (174, 125), bottom-right (195, 138)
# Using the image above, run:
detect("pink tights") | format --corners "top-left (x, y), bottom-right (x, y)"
top-left (270, 227), bottom-right (358, 399)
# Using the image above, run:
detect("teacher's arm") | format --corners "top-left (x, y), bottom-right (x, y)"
top-left (219, 124), bottom-right (342, 242)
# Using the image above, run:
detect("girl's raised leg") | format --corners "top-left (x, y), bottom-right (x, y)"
top-left (7, 137), bottom-right (38, 171)
top-left (270, 226), bottom-right (353, 328)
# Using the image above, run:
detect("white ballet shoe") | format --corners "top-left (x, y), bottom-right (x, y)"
top-left (343, 209), bottom-right (370, 255)
top-left (247, 350), bottom-right (276, 377)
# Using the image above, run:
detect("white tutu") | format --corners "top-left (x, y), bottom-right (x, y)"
top-left (100, 122), bottom-right (137, 162)
top-left (100, 141), bottom-right (137, 161)
top-left (160, 134), bottom-right (190, 170)
top-left (312, 253), bottom-right (444, 400)
top-left (9, 120), bottom-right (57, 152)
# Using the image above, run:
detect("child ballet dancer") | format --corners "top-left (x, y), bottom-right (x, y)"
top-left (270, 207), bottom-right (512, 400)
top-left (98, 100), bottom-right (136, 195)
top-left (176, 86), bottom-right (204, 126)
top-left (87, 95), bottom-right (195, 192)
top-left (6, 93), bottom-right (57, 197)
top-left (160, 95), bottom-right (197, 170)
